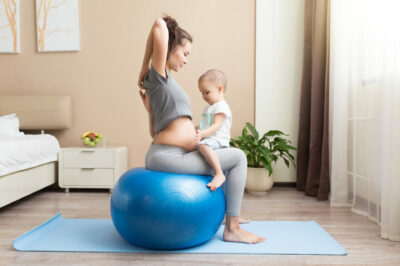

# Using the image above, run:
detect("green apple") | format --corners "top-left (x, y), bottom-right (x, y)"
top-left (94, 137), bottom-right (101, 144)
top-left (83, 137), bottom-right (91, 144)
top-left (97, 134), bottom-right (103, 139)
top-left (89, 141), bottom-right (95, 147)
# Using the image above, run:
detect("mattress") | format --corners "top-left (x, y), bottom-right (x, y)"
top-left (0, 134), bottom-right (60, 176)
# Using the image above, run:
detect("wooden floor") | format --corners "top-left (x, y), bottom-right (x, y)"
top-left (1, 187), bottom-right (399, 266)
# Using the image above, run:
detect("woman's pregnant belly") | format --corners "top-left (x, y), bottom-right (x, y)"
top-left (153, 117), bottom-right (197, 151)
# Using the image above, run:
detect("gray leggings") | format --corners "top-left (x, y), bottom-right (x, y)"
top-left (145, 144), bottom-right (247, 216)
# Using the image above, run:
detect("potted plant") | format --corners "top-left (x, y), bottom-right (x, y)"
top-left (230, 122), bottom-right (297, 193)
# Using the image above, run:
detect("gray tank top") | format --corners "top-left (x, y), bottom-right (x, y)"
top-left (143, 65), bottom-right (192, 134)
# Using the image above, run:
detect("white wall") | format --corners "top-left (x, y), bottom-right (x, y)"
top-left (256, 0), bottom-right (304, 182)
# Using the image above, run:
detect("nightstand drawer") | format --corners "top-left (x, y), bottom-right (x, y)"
top-left (63, 150), bottom-right (114, 168)
top-left (62, 168), bottom-right (114, 186)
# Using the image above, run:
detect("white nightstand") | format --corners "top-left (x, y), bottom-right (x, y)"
top-left (58, 146), bottom-right (128, 192)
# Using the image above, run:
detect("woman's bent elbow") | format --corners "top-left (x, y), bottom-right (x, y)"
top-left (154, 18), bottom-right (167, 30)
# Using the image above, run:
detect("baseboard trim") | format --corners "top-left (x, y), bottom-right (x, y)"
top-left (274, 182), bottom-right (296, 187)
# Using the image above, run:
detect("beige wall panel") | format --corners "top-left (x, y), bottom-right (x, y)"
top-left (0, 0), bottom-right (255, 168)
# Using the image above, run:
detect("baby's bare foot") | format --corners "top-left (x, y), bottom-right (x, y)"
top-left (207, 173), bottom-right (226, 191)
top-left (223, 226), bottom-right (265, 244)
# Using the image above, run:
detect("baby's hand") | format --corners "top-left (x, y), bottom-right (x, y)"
top-left (195, 129), bottom-right (203, 145)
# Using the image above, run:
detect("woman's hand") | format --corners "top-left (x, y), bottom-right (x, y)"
top-left (138, 65), bottom-right (150, 90)
top-left (139, 90), bottom-right (151, 113)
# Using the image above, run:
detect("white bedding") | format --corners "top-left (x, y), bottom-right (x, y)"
top-left (0, 134), bottom-right (60, 176)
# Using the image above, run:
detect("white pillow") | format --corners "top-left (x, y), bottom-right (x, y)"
top-left (0, 113), bottom-right (24, 136)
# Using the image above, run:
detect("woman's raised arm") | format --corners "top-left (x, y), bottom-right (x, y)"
top-left (150, 18), bottom-right (169, 77)
top-left (138, 18), bottom-right (169, 90)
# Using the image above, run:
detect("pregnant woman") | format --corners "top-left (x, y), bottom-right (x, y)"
top-left (138, 16), bottom-right (265, 244)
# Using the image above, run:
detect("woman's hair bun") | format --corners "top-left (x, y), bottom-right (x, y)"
top-left (163, 15), bottom-right (179, 33)
top-left (162, 15), bottom-right (192, 58)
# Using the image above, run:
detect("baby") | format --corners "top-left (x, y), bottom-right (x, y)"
top-left (195, 69), bottom-right (232, 191)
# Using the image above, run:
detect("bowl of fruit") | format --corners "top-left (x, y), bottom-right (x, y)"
top-left (81, 131), bottom-right (103, 147)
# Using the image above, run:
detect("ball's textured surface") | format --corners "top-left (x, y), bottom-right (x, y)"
top-left (110, 168), bottom-right (225, 250)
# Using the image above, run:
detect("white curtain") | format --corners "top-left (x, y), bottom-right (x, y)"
top-left (330, 0), bottom-right (400, 241)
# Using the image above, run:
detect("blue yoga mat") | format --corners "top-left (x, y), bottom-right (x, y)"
top-left (13, 213), bottom-right (346, 255)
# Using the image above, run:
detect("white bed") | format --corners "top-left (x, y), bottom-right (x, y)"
top-left (0, 95), bottom-right (71, 208)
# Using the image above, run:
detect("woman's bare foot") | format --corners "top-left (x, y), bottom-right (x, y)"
top-left (222, 217), bottom-right (250, 224)
top-left (207, 173), bottom-right (225, 191)
top-left (223, 226), bottom-right (265, 244)
top-left (223, 217), bottom-right (265, 244)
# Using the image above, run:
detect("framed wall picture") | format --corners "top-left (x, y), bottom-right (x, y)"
top-left (36, 0), bottom-right (80, 52)
top-left (0, 0), bottom-right (20, 53)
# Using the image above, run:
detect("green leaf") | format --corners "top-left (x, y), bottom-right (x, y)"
top-left (286, 145), bottom-right (297, 150)
top-left (287, 153), bottom-right (295, 161)
top-left (246, 136), bottom-right (258, 147)
top-left (259, 147), bottom-right (271, 162)
top-left (229, 139), bottom-right (238, 148)
top-left (261, 157), bottom-right (273, 176)
top-left (283, 158), bottom-right (290, 167)
top-left (238, 144), bottom-right (250, 153)
top-left (246, 122), bottom-right (259, 141)
top-left (258, 136), bottom-right (267, 145)
top-left (242, 126), bottom-right (248, 137)
top-left (264, 130), bottom-right (285, 137)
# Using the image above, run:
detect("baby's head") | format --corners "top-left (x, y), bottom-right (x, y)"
top-left (198, 69), bottom-right (227, 105)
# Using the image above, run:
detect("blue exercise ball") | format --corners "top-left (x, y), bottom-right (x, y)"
top-left (110, 168), bottom-right (225, 250)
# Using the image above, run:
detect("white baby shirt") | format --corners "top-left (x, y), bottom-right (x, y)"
top-left (199, 100), bottom-right (232, 147)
